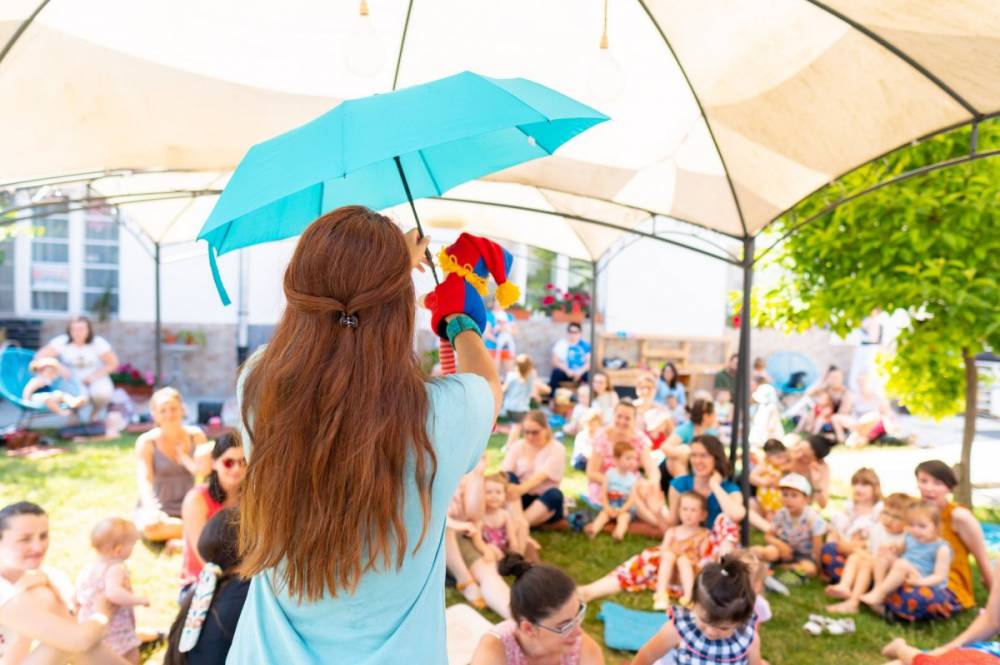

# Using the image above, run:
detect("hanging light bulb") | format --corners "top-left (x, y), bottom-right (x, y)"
top-left (586, 0), bottom-right (625, 103)
top-left (343, 0), bottom-right (384, 78)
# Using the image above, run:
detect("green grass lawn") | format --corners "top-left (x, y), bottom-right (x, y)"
top-left (1, 433), bottom-right (991, 665)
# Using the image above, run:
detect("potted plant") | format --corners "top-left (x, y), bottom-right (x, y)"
top-left (507, 303), bottom-right (532, 321)
top-left (110, 363), bottom-right (156, 400)
top-left (540, 284), bottom-right (591, 323)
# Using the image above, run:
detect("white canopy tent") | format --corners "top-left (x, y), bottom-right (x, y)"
top-left (6, 0), bottom-right (1000, 536)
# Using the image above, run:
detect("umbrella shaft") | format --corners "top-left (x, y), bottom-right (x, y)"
top-left (394, 156), bottom-right (439, 286)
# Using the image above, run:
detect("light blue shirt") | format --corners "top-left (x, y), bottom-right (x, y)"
top-left (226, 374), bottom-right (495, 665)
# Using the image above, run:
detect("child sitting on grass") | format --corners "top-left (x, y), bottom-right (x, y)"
top-left (633, 554), bottom-right (765, 665)
top-left (749, 439), bottom-right (790, 520)
top-left (825, 492), bottom-right (913, 614)
top-left (473, 473), bottom-right (521, 561)
top-left (585, 440), bottom-right (638, 541)
top-left (501, 354), bottom-right (551, 446)
top-left (22, 357), bottom-right (86, 417)
top-left (751, 473), bottom-right (826, 578)
top-left (75, 517), bottom-right (150, 664)
top-left (653, 492), bottom-right (709, 610)
top-left (860, 500), bottom-right (952, 615)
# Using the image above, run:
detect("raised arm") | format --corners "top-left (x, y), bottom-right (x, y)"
top-left (711, 473), bottom-right (747, 522)
top-left (181, 489), bottom-right (210, 567)
top-left (451, 316), bottom-right (502, 417)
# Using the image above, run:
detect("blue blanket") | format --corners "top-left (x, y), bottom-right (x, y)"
top-left (596, 601), bottom-right (667, 652)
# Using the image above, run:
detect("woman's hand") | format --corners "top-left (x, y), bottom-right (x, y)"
top-left (404, 228), bottom-right (432, 272)
top-left (709, 471), bottom-right (724, 490)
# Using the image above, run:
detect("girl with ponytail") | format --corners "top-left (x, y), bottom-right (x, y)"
top-left (471, 554), bottom-right (604, 664)
top-left (633, 554), bottom-right (763, 665)
top-left (180, 433), bottom-right (245, 593)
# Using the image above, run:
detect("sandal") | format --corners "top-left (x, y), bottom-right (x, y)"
top-left (826, 618), bottom-right (856, 636)
top-left (456, 579), bottom-right (486, 610)
top-left (802, 614), bottom-right (827, 636)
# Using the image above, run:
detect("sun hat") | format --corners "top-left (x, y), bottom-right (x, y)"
top-left (778, 472), bottom-right (812, 497)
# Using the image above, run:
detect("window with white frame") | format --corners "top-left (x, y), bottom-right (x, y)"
top-left (82, 209), bottom-right (120, 316)
top-left (0, 237), bottom-right (14, 313)
top-left (30, 206), bottom-right (71, 313)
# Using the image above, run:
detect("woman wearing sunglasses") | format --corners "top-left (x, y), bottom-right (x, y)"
top-left (179, 432), bottom-right (245, 596)
top-left (472, 554), bottom-right (604, 664)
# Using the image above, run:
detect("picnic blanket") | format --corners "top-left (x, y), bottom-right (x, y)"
top-left (596, 601), bottom-right (667, 652)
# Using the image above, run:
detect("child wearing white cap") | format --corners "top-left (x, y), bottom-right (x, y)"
top-left (751, 473), bottom-right (827, 577)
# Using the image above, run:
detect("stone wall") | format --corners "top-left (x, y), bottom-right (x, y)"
top-left (40, 319), bottom-right (238, 399)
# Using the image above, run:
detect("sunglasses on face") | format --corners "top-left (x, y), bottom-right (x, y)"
top-left (535, 602), bottom-right (586, 635)
top-left (220, 457), bottom-right (247, 470)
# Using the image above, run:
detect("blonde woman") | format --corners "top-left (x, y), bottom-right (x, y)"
top-left (134, 388), bottom-right (209, 543)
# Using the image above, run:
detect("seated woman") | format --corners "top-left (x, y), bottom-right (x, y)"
top-left (655, 362), bottom-right (686, 411)
top-left (180, 432), bottom-right (245, 594)
top-left (799, 366), bottom-right (855, 441)
top-left (502, 411), bottom-right (566, 526)
top-left (0, 501), bottom-right (128, 665)
top-left (35, 315), bottom-right (118, 422)
top-left (135, 387), bottom-right (209, 544)
top-left (882, 460), bottom-right (992, 622)
top-left (579, 435), bottom-right (745, 602)
top-left (657, 397), bottom-right (719, 491)
top-left (585, 401), bottom-right (663, 529)
top-left (165, 508), bottom-right (250, 665)
top-left (882, 558), bottom-right (1000, 664)
top-left (470, 555), bottom-right (604, 665)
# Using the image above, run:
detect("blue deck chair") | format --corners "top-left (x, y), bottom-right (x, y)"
top-left (766, 351), bottom-right (819, 401)
top-left (0, 344), bottom-right (72, 428)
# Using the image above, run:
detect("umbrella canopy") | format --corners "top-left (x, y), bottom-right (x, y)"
top-left (4, 0), bottom-right (1000, 247)
top-left (198, 71), bottom-right (608, 261)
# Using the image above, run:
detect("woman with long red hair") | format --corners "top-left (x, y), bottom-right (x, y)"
top-left (226, 206), bottom-right (501, 663)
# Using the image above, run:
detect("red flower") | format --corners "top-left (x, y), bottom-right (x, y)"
top-left (732, 315), bottom-right (741, 328)
top-left (563, 292), bottom-right (572, 301)
top-left (545, 283), bottom-right (555, 291)
top-left (542, 295), bottom-right (556, 306)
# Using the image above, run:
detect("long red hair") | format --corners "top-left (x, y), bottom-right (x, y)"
top-left (238, 206), bottom-right (435, 601)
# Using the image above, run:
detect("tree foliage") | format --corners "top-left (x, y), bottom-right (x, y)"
top-left (752, 121), bottom-right (1000, 419)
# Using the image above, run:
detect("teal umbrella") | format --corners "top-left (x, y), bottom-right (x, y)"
top-left (198, 71), bottom-right (608, 303)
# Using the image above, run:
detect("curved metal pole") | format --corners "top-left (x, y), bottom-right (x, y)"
top-left (435, 196), bottom-right (741, 266)
top-left (0, 0), bottom-right (50, 70)
top-left (635, 0), bottom-right (749, 237)
top-left (391, 0), bottom-right (415, 91)
top-left (803, 0), bottom-right (981, 118)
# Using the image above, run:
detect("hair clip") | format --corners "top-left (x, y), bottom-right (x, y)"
top-left (720, 568), bottom-right (729, 576)
top-left (339, 312), bottom-right (359, 328)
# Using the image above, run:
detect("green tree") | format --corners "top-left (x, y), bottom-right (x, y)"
top-left (751, 122), bottom-right (1000, 506)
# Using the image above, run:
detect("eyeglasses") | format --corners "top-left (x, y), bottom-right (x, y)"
top-left (221, 457), bottom-right (247, 470)
top-left (535, 602), bottom-right (586, 635)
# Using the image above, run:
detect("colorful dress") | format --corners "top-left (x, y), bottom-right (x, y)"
top-left (488, 620), bottom-right (581, 664)
top-left (655, 606), bottom-right (756, 665)
top-left (76, 561), bottom-right (141, 656)
top-left (614, 516), bottom-right (737, 593)
top-left (754, 462), bottom-right (784, 513)
top-left (482, 520), bottom-right (509, 552)
top-left (669, 528), bottom-right (709, 561)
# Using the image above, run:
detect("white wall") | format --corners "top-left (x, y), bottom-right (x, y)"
top-left (600, 237), bottom-right (729, 338)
